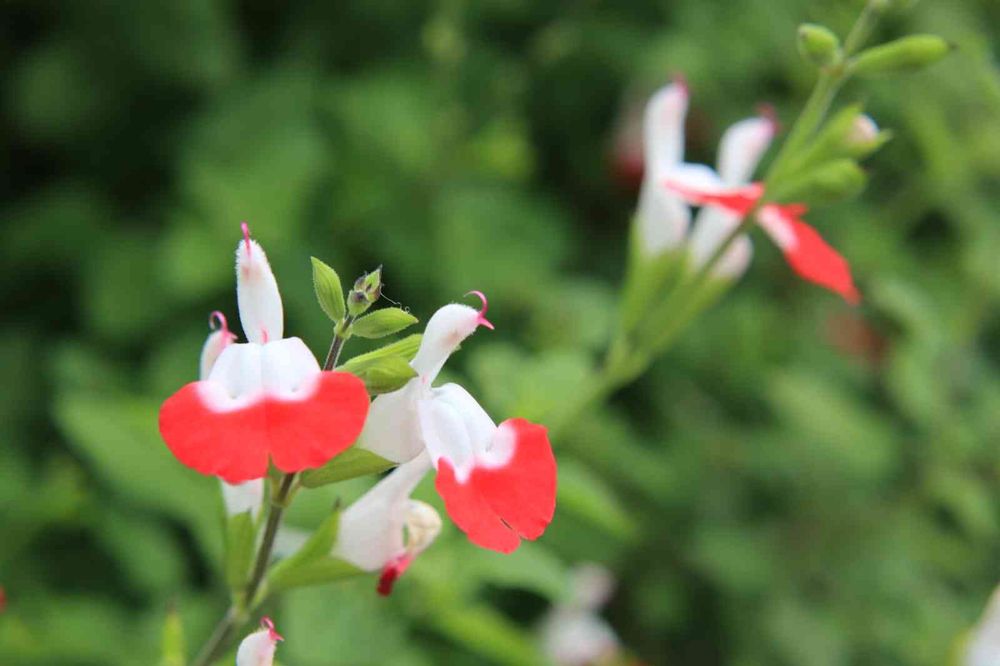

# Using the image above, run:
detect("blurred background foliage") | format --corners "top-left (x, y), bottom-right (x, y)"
top-left (1, 0), bottom-right (999, 664)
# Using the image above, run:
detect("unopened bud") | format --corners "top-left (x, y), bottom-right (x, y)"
top-left (797, 24), bottom-right (841, 67)
top-left (769, 159), bottom-right (867, 205)
top-left (851, 34), bottom-right (952, 77)
top-left (845, 114), bottom-right (891, 158)
top-left (347, 266), bottom-right (383, 316)
top-left (791, 105), bottom-right (889, 170)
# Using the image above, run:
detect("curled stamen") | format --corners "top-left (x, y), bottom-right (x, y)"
top-left (465, 290), bottom-right (494, 330)
top-left (241, 221), bottom-right (252, 255)
top-left (208, 310), bottom-right (229, 333)
top-left (756, 103), bottom-right (781, 135)
top-left (261, 616), bottom-right (283, 642)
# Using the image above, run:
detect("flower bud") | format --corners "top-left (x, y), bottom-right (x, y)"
top-left (851, 35), bottom-right (952, 77)
top-left (845, 114), bottom-right (891, 159)
top-left (347, 266), bottom-right (383, 316)
top-left (797, 24), bottom-right (841, 67)
top-left (235, 617), bottom-right (282, 666)
top-left (768, 159), bottom-right (867, 205)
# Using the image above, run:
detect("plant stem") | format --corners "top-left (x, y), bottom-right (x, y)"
top-left (323, 315), bottom-right (356, 370)
top-left (191, 473), bottom-right (297, 666)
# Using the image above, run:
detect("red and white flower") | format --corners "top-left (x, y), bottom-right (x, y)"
top-left (359, 293), bottom-right (557, 554)
top-left (159, 224), bottom-right (371, 483)
top-left (236, 616), bottom-right (282, 666)
top-left (686, 110), bottom-right (778, 279)
top-left (333, 453), bottom-right (442, 595)
top-left (664, 180), bottom-right (860, 303)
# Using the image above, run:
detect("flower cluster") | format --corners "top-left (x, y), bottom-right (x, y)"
top-left (636, 80), bottom-right (860, 303)
top-left (157, 225), bottom-right (558, 603)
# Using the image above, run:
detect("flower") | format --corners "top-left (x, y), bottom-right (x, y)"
top-left (333, 453), bottom-right (442, 595)
top-left (358, 292), bottom-right (557, 553)
top-left (664, 179), bottom-right (860, 303)
top-left (159, 224), bottom-right (371, 483)
top-left (540, 565), bottom-right (620, 666)
top-left (966, 585), bottom-right (1000, 666)
top-left (686, 108), bottom-right (778, 279)
top-left (235, 616), bottom-right (282, 666)
top-left (635, 80), bottom-right (721, 257)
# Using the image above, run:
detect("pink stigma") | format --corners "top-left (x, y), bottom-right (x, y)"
top-left (241, 221), bottom-right (252, 255)
top-left (261, 616), bottom-right (283, 642)
top-left (756, 103), bottom-right (781, 135)
top-left (208, 311), bottom-right (230, 334)
top-left (466, 290), bottom-right (494, 330)
top-left (671, 72), bottom-right (689, 96)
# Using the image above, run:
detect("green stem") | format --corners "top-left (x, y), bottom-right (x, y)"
top-left (323, 315), bottom-right (356, 370)
top-left (190, 473), bottom-right (297, 666)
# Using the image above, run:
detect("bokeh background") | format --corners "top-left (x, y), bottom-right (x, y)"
top-left (2, 0), bottom-right (1000, 664)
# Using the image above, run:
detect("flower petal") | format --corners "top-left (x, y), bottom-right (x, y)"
top-left (717, 115), bottom-right (776, 185)
top-left (662, 180), bottom-right (764, 216)
top-left (410, 303), bottom-right (489, 383)
top-left (236, 225), bottom-right (283, 345)
top-left (758, 204), bottom-right (860, 304)
top-left (435, 459), bottom-right (522, 553)
top-left (643, 82), bottom-right (689, 176)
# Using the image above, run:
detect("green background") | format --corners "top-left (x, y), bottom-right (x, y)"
top-left (2, 0), bottom-right (999, 664)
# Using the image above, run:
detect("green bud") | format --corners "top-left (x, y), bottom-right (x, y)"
top-left (311, 257), bottom-right (346, 322)
top-left (352, 308), bottom-right (418, 339)
top-left (797, 24), bottom-right (841, 67)
top-left (851, 35), bottom-right (952, 76)
top-left (792, 104), bottom-right (891, 170)
top-left (347, 266), bottom-right (383, 316)
top-left (339, 334), bottom-right (422, 375)
top-left (300, 447), bottom-right (396, 488)
top-left (768, 159), bottom-right (868, 205)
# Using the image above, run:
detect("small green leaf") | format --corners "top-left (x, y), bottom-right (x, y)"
top-left (224, 511), bottom-right (257, 592)
top-left (267, 511), bottom-right (351, 591)
top-left (268, 556), bottom-right (363, 591)
top-left (352, 308), bottom-right (418, 339)
top-left (851, 34), bottom-right (952, 77)
top-left (311, 257), bottom-right (346, 321)
top-left (359, 356), bottom-right (418, 394)
top-left (300, 447), bottom-right (396, 488)
top-left (339, 334), bottom-right (422, 373)
top-left (160, 605), bottom-right (186, 666)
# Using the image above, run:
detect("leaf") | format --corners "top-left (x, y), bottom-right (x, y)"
top-left (338, 334), bottom-right (422, 373)
top-left (300, 447), bottom-right (396, 488)
top-left (351, 308), bottom-right (418, 339)
top-left (311, 257), bottom-right (346, 321)
top-left (358, 356), bottom-right (418, 394)
top-left (224, 511), bottom-right (257, 592)
top-left (268, 556), bottom-right (362, 591)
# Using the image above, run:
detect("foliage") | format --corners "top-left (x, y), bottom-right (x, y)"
top-left (1, 0), bottom-right (999, 664)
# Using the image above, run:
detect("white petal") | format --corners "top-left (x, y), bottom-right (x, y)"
top-left (756, 205), bottom-right (796, 251)
top-left (643, 82), bottom-right (688, 176)
top-left (540, 609), bottom-right (620, 666)
top-left (966, 586), bottom-right (1000, 666)
top-left (259, 337), bottom-right (321, 399)
top-left (235, 629), bottom-right (277, 666)
top-left (430, 383), bottom-right (496, 455)
top-left (667, 162), bottom-right (724, 190)
top-left (200, 343), bottom-right (265, 412)
top-left (717, 116), bottom-right (776, 185)
top-left (357, 381), bottom-right (425, 463)
top-left (220, 479), bottom-right (264, 519)
top-left (199, 328), bottom-right (235, 380)
top-left (569, 564), bottom-right (616, 610)
top-left (334, 453), bottom-right (432, 571)
top-left (636, 180), bottom-right (690, 256)
top-left (410, 303), bottom-right (483, 383)
top-left (417, 395), bottom-right (476, 481)
top-left (236, 236), bottom-right (283, 344)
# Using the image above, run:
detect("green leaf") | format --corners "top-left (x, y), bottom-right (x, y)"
top-left (311, 256), bottom-right (346, 321)
top-left (358, 355), bottom-right (418, 394)
top-left (160, 605), bottom-right (186, 666)
top-left (224, 511), bottom-right (257, 592)
top-left (339, 334), bottom-right (422, 373)
top-left (269, 556), bottom-right (362, 591)
top-left (351, 308), bottom-right (418, 339)
top-left (300, 447), bottom-right (396, 488)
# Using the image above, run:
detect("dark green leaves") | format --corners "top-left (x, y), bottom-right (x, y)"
top-left (300, 447), bottom-right (396, 488)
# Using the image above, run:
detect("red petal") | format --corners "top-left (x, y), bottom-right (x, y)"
top-left (267, 372), bottom-right (371, 473)
top-left (377, 554), bottom-right (413, 596)
top-left (766, 206), bottom-right (860, 304)
top-left (436, 459), bottom-right (521, 553)
top-left (159, 371), bottom-right (370, 483)
top-left (470, 419), bottom-right (556, 540)
top-left (662, 180), bottom-right (763, 215)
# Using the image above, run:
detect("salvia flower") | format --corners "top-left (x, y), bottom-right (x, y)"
top-left (664, 178), bottom-right (860, 303)
top-left (235, 616), bottom-right (282, 666)
top-left (358, 293), bottom-right (557, 554)
top-left (540, 565), bottom-right (620, 666)
top-left (333, 454), bottom-right (442, 595)
top-left (159, 224), bottom-right (371, 483)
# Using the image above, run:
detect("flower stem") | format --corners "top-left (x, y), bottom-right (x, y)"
top-left (323, 315), bottom-right (356, 370)
top-left (190, 473), bottom-right (296, 666)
